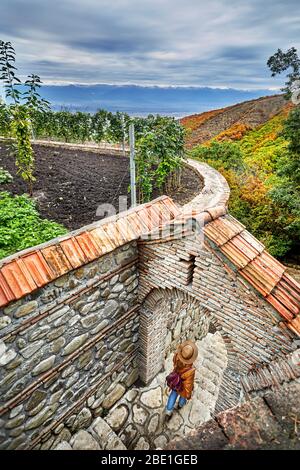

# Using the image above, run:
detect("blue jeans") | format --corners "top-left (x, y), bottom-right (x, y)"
top-left (166, 389), bottom-right (187, 412)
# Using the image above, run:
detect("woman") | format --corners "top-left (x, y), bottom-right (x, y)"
top-left (165, 340), bottom-right (198, 419)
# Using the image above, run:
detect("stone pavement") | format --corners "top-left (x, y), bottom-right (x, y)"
top-left (166, 380), bottom-right (300, 450)
top-left (55, 332), bottom-right (228, 450)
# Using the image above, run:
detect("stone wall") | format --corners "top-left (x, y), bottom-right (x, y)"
top-left (139, 288), bottom-right (210, 383)
top-left (0, 242), bottom-right (140, 450)
top-left (138, 233), bottom-right (299, 411)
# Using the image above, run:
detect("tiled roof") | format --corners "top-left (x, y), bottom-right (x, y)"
top-left (0, 196), bottom-right (180, 308)
top-left (204, 214), bottom-right (300, 335)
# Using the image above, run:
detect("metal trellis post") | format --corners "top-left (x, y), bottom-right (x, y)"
top-left (129, 123), bottom-right (137, 207)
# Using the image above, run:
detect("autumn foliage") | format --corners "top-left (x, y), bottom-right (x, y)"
top-left (189, 106), bottom-right (299, 259)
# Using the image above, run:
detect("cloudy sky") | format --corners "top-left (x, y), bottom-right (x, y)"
top-left (1, 0), bottom-right (299, 89)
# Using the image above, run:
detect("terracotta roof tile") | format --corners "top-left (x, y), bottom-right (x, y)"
top-left (135, 208), bottom-right (154, 232)
top-left (139, 208), bottom-right (162, 233)
top-left (90, 226), bottom-right (116, 253)
top-left (156, 200), bottom-right (174, 223)
top-left (239, 230), bottom-right (264, 254)
top-left (204, 215), bottom-right (244, 246)
top-left (271, 285), bottom-right (299, 316)
top-left (22, 251), bottom-right (55, 287)
top-left (102, 222), bottom-right (124, 248)
top-left (114, 218), bottom-right (136, 242)
top-left (0, 196), bottom-right (181, 308)
top-left (126, 213), bottom-right (145, 235)
top-left (240, 254), bottom-right (284, 296)
top-left (1, 259), bottom-right (37, 298)
top-left (204, 214), bottom-right (300, 330)
top-left (265, 294), bottom-right (295, 321)
top-left (75, 232), bottom-right (102, 262)
top-left (287, 315), bottom-right (300, 336)
top-left (161, 198), bottom-right (180, 219)
top-left (0, 271), bottom-right (15, 307)
top-left (41, 245), bottom-right (73, 277)
top-left (60, 238), bottom-right (88, 269)
top-left (220, 235), bottom-right (260, 269)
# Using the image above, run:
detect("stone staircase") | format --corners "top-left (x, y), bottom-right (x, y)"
top-left (54, 332), bottom-right (228, 450)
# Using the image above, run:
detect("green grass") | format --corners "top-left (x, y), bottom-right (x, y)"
top-left (0, 191), bottom-right (68, 259)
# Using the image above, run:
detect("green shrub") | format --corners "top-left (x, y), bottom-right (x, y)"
top-left (190, 112), bottom-right (300, 259)
top-left (0, 167), bottom-right (13, 184)
top-left (0, 191), bottom-right (67, 259)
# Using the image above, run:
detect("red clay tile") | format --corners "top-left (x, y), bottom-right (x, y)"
top-left (60, 238), bottom-right (88, 269)
top-left (90, 227), bottom-right (115, 253)
top-left (204, 217), bottom-right (243, 246)
top-left (136, 211), bottom-right (151, 232)
top-left (206, 205), bottom-right (227, 220)
top-left (258, 251), bottom-right (285, 279)
top-left (127, 213), bottom-right (144, 235)
top-left (239, 231), bottom-right (264, 254)
top-left (105, 223), bottom-right (124, 248)
top-left (266, 294), bottom-right (294, 321)
top-left (282, 273), bottom-right (300, 294)
top-left (239, 268), bottom-right (271, 297)
top-left (287, 315), bottom-right (300, 336)
top-left (220, 241), bottom-right (251, 269)
top-left (75, 232), bottom-right (102, 262)
top-left (0, 271), bottom-right (15, 306)
top-left (272, 285), bottom-right (300, 316)
top-left (22, 251), bottom-right (55, 287)
top-left (1, 259), bottom-right (37, 298)
top-left (161, 198), bottom-right (180, 219)
top-left (156, 200), bottom-right (174, 223)
top-left (136, 208), bottom-right (153, 232)
top-left (115, 218), bottom-right (136, 242)
top-left (142, 204), bottom-right (160, 228)
top-left (230, 235), bottom-right (261, 261)
top-left (279, 278), bottom-right (300, 304)
top-left (241, 261), bottom-right (278, 296)
top-left (41, 245), bottom-right (73, 277)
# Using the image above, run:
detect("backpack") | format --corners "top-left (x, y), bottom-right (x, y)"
top-left (166, 364), bottom-right (194, 392)
top-left (166, 371), bottom-right (182, 391)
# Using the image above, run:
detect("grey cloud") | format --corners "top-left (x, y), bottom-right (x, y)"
top-left (0, 0), bottom-right (299, 88)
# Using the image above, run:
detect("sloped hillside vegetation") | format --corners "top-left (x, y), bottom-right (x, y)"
top-left (181, 94), bottom-right (287, 148)
top-left (187, 102), bottom-right (299, 260)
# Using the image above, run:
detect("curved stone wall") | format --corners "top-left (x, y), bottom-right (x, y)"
top-left (183, 159), bottom-right (230, 217)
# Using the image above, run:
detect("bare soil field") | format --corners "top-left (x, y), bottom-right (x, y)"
top-left (0, 142), bottom-right (203, 231)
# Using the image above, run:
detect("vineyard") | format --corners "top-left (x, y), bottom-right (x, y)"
top-left (0, 40), bottom-right (194, 260)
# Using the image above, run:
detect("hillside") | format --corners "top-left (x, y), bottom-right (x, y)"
top-left (181, 94), bottom-right (287, 148)
top-left (185, 96), bottom-right (299, 261)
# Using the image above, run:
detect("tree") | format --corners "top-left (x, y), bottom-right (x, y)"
top-left (0, 40), bottom-right (49, 195)
top-left (267, 47), bottom-right (300, 98)
top-left (266, 107), bottom-right (300, 259)
top-left (135, 115), bottom-right (185, 202)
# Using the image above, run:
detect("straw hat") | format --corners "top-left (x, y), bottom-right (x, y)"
top-left (176, 340), bottom-right (198, 365)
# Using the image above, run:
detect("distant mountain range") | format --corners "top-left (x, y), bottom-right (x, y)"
top-left (32, 84), bottom-right (278, 117)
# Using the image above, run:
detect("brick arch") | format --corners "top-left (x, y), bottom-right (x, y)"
top-left (138, 287), bottom-right (238, 384)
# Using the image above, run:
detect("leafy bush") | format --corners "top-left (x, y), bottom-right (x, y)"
top-left (0, 191), bottom-right (67, 259)
top-left (135, 115), bottom-right (185, 202)
top-left (0, 40), bottom-right (50, 195)
top-left (190, 109), bottom-right (300, 259)
top-left (0, 167), bottom-right (13, 184)
top-left (190, 141), bottom-right (245, 172)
